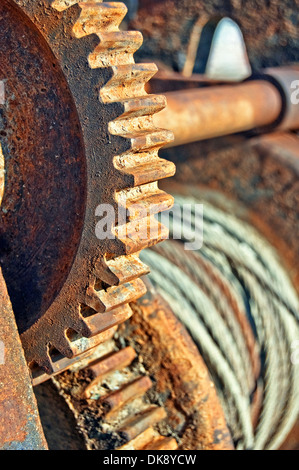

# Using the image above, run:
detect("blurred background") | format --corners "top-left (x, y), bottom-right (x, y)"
top-left (123, 0), bottom-right (299, 70)
top-left (118, 0), bottom-right (299, 450)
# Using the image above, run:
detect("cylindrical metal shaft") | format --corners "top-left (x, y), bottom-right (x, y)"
top-left (154, 80), bottom-right (282, 147)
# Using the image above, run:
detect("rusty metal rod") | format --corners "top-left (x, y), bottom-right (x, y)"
top-left (0, 268), bottom-right (47, 449)
top-left (154, 80), bottom-right (282, 147)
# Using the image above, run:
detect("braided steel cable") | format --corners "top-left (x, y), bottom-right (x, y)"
top-left (141, 194), bottom-right (299, 450)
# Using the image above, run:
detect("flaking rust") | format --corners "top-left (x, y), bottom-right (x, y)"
top-left (1, 0), bottom-right (175, 373)
top-left (39, 281), bottom-right (232, 450)
top-left (46, 337), bottom-right (177, 450)
top-left (0, 136), bottom-right (46, 449)
top-left (0, 269), bottom-right (47, 450)
top-left (127, 281), bottom-right (234, 451)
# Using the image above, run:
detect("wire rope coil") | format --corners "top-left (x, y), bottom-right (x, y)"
top-left (141, 193), bottom-right (299, 450)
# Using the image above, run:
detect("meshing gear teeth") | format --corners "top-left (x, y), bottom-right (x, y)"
top-left (6, 0), bottom-right (175, 373)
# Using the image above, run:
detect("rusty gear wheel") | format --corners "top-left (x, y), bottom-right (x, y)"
top-left (0, 0), bottom-right (175, 373)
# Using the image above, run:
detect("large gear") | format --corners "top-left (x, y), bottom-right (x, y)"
top-left (0, 0), bottom-right (175, 373)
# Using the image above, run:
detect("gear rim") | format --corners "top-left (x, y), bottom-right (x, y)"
top-left (3, 0), bottom-right (175, 373)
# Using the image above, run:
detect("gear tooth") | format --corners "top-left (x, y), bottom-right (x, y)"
top-left (94, 257), bottom-right (121, 286)
top-left (118, 406), bottom-right (167, 442)
top-left (69, 317), bottom-right (93, 338)
top-left (89, 31), bottom-right (143, 68)
top-left (116, 184), bottom-right (174, 222)
top-left (51, 0), bottom-right (81, 11)
top-left (105, 254), bottom-right (150, 285)
top-left (94, 253), bottom-right (149, 286)
top-left (115, 216), bottom-right (169, 255)
top-left (20, 2), bottom-right (175, 369)
top-left (143, 437), bottom-right (178, 451)
top-left (114, 95), bottom-right (167, 120)
top-left (109, 114), bottom-right (156, 136)
top-left (85, 279), bottom-right (147, 313)
top-left (111, 128), bottom-right (174, 155)
top-left (115, 157), bottom-right (176, 186)
top-left (99, 375), bottom-right (153, 417)
top-left (100, 63), bottom-right (158, 103)
top-left (52, 335), bottom-right (75, 359)
top-left (70, 326), bottom-right (118, 356)
top-left (84, 304), bottom-right (133, 336)
top-left (32, 327), bottom-right (118, 385)
top-left (85, 286), bottom-right (106, 312)
top-left (109, 122), bottom-right (174, 159)
top-left (128, 129), bottom-right (174, 152)
top-left (83, 346), bottom-right (137, 398)
top-left (73, 3), bottom-right (128, 38)
top-left (36, 349), bottom-right (54, 375)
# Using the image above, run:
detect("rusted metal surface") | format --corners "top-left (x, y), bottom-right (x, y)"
top-left (0, 268), bottom-right (47, 449)
top-left (151, 67), bottom-right (299, 147)
top-left (142, 436), bottom-right (178, 451)
top-left (128, 281), bottom-right (234, 450)
top-left (40, 337), bottom-right (178, 450)
top-left (0, 128), bottom-right (46, 449)
top-left (32, 326), bottom-right (118, 387)
top-left (129, 0), bottom-right (299, 75)
top-left (83, 305), bottom-right (134, 337)
top-left (118, 427), bottom-right (178, 451)
top-left (83, 346), bottom-right (137, 399)
top-left (119, 406), bottom-right (167, 442)
top-left (162, 132), bottom-right (299, 295)
top-left (153, 80), bottom-right (282, 146)
top-left (263, 67), bottom-right (299, 131)
top-left (0, 0), bottom-right (174, 373)
top-left (118, 428), bottom-right (162, 450)
top-left (100, 376), bottom-right (153, 416)
top-left (0, 144), bottom-right (4, 207)
top-left (34, 283), bottom-right (232, 450)
top-left (0, 0), bottom-right (86, 338)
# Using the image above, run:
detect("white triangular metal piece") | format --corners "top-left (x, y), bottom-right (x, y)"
top-left (205, 17), bottom-right (252, 82)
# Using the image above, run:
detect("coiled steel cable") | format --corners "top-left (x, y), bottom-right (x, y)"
top-left (141, 194), bottom-right (299, 450)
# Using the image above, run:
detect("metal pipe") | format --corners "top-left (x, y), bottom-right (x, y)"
top-left (154, 80), bottom-right (282, 147)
